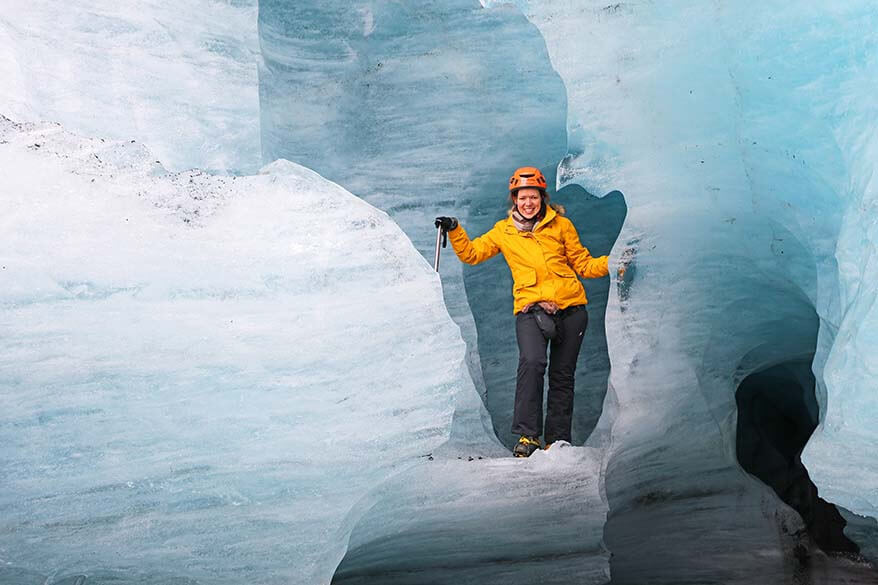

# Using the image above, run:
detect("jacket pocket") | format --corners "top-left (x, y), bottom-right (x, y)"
top-left (512, 267), bottom-right (537, 291)
top-left (551, 267), bottom-right (577, 279)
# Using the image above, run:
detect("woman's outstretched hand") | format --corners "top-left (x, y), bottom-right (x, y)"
top-left (434, 216), bottom-right (459, 232)
top-left (617, 246), bottom-right (636, 278)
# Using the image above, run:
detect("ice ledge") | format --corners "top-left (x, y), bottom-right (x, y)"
top-left (0, 115), bottom-right (490, 585)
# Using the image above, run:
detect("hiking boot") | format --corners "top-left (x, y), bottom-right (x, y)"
top-left (513, 435), bottom-right (541, 458)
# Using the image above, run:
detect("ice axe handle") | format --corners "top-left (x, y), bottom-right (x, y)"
top-left (433, 222), bottom-right (448, 272)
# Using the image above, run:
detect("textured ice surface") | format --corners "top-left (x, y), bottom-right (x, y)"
top-left (4, 0), bottom-right (878, 582)
top-left (258, 0), bottom-right (622, 449)
top-left (333, 442), bottom-right (607, 585)
top-left (0, 116), bottom-right (500, 584)
top-left (0, 1), bottom-right (260, 173)
top-left (801, 33), bottom-right (878, 521)
top-left (481, 0), bottom-right (878, 580)
top-left (259, 1), bottom-right (878, 581)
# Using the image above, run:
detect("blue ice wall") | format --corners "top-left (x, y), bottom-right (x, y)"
top-left (258, 0), bottom-right (624, 447)
top-left (490, 1), bottom-right (878, 582)
top-left (0, 117), bottom-right (494, 585)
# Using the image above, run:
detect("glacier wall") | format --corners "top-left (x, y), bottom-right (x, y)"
top-left (0, 1), bottom-right (261, 173)
top-left (0, 116), bottom-right (497, 585)
top-left (801, 32), bottom-right (878, 521)
top-left (484, 0), bottom-right (878, 581)
top-left (259, 0), bottom-right (878, 581)
top-left (3, 0), bottom-right (877, 583)
top-left (258, 0), bottom-right (624, 449)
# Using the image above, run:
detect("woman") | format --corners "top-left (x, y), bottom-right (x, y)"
top-left (435, 167), bottom-right (609, 457)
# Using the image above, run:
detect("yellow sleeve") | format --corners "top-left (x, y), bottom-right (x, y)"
top-left (562, 219), bottom-right (609, 278)
top-left (447, 223), bottom-right (501, 265)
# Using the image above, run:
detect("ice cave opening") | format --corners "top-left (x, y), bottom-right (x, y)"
top-left (736, 359), bottom-right (859, 556)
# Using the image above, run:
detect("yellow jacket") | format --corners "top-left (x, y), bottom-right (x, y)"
top-left (448, 204), bottom-right (609, 314)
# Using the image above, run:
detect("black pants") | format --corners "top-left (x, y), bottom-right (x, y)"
top-left (511, 305), bottom-right (589, 444)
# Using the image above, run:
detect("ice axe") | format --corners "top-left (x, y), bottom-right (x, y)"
top-left (433, 219), bottom-right (448, 272)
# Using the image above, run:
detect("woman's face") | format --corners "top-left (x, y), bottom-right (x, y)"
top-left (515, 188), bottom-right (542, 219)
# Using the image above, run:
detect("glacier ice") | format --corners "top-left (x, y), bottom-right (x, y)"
top-left (258, 0), bottom-right (624, 449)
top-left (482, 0), bottom-right (878, 581)
top-left (3, 0), bottom-right (878, 583)
top-left (260, 0), bottom-right (878, 582)
top-left (801, 37), bottom-right (878, 522)
top-left (0, 1), bottom-right (261, 173)
top-left (333, 442), bottom-right (607, 585)
top-left (0, 116), bottom-right (504, 584)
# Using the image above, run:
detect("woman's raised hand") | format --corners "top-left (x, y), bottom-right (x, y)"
top-left (434, 216), bottom-right (459, 232)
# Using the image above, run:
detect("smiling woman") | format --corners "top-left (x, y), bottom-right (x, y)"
top-left (437, 166), bottom-right (611, 457)
top-left (257, 0), bottom-right (572, 453)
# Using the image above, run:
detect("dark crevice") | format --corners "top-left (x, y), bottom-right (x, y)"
top-left (735, 359), bottom-right (860, 556)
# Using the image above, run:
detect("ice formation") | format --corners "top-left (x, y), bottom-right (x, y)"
top-left (261, 0), bottom-right (878, 582)
top-left (333, 442), bottom-right (607, 585)
top-left (258, 0), bottom-right (625, 450)
top-left (0, 116), bottom-right (507, 584)
top-left (481, 0), bottom-right (878, 581)
top-left (3, 0), bottom-right (878, 583)
top-left (0, 1), bottom-right (261, 173)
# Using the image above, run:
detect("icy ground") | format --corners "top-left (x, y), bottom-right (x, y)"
top-left (333, 442), bottom-right (607, 585)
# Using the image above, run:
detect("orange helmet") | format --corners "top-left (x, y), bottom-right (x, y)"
top-left (508, 166), bottom-right (547, 193)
